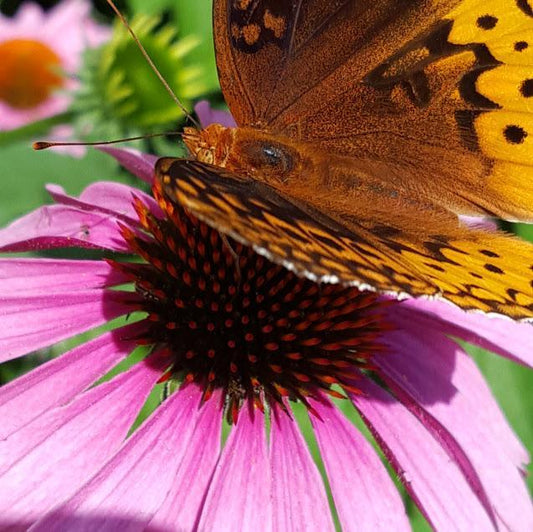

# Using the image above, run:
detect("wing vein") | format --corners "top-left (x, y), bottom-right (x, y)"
top-left (260, 0), bottom-right (353, 123)
top-left (259, 0), bottom-right (304, 122)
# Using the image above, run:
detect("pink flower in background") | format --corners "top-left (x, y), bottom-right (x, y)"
top-left (0, 0), bottom-right (109, 131)
top-left (0, 108), bottom-right (531, 529)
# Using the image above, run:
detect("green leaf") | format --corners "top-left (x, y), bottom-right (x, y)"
top-left (514, 223), bottom-right (533, 243)
top-left (171, 0), bottom-right (219, 93)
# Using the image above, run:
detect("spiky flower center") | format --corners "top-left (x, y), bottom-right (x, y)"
top-left (114, 182), bottom-right (390, 421)
top-left (0, 39), bottom-right (63, 108)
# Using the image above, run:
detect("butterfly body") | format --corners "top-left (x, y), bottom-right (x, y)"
top-left (157, 0), bottom-right (533, 320)
top-left (184, 124), bottom-right (456, 225)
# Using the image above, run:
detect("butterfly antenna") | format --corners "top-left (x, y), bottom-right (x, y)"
top-left (106, 0), bottom-right (201, 129)
top-left (33, 132), bottom-right (183, 151)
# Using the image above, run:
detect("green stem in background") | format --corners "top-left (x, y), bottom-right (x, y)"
top-left (0, 111), bottom-right (74, 147)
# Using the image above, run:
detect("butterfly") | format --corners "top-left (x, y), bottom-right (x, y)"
top-left (155, 0), bottom-right (533, 321)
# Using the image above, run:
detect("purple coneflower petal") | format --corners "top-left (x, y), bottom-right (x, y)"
top-left (198, 407), bottom-right (272, 530)
top-left (310, 398), bottom-right (409, 532)
top-left (0, 204), bottom-right (131, 253)
top-left (0, 258), bottom-right (129, 296)
top-left (46, 182), bottom-right (161, 225)
top-left (0, 289), bottom-right (138, 361)
top-left (352, 378), bottom-right (495, 530)
top-left (270, 408), bottom-right (335, 531)
top-left (32, 384), bottom-right (206, 530)
top-left (148, 391), bottom-right (222, 530)
top-left (0, 324), bottom-right (142, 437)
top-left (381, 327), bottom-right (527, 467)
top-left (399, 299), bottom-right (533, 367)
top-left (98, 147), bottom-right (159, 184)
top-left (459, 215), bottom-right (499, 231)
top-left (195, 100), bottom-right (237, 128)
top-left (0, 354), bottom-right (163, 525)
top-left (377, 329), bottom-right (533, 531)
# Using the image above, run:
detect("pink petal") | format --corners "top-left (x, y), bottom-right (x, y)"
top-left (33, 385), bottom-right (205, 530)
top-left (195, 100), bottom-right (236, 128)
top-left (309, 399), bottom-right (409, 531)
top-left (352, 378), bottom-right (495, 530)
top-left (0, 3), bottom-right (42, 36)
top-left (0, 289), bottom-right (138, 361)
top-left (40, 0), bottom-right (109, 72)
top-left (98, 147), bottom-right (158, 184)
top-left (43, 0), bottom-right (91, 35)
top-left (0, 204), bottom-right (131, 253)
top-left (0, 92), bottom-right (71, 131)
top-left (459, 215), bottom-right (498, 231)
top-left (377, 329), bottom-right (532, 530)
top-left (0, 355), bottom-right (164, 525)
top-left (397, 299), bottom-right (533, 367)
top-left (43, 0), bottom-right (109, 48)
top-left (149, 392), bottom-right (223, 530)
top-left (198, 407), bottom-right (272, 530)
top-left (46, 181), bottom-right (162, 224)
top-left (270, 408), bottom-right (335, 531)
top-left (384, 327), bottom-right (528, 469)
top-left (0, 323), bottom-right (142, 438)
top-left (0, 258), bottom-right (129, 296)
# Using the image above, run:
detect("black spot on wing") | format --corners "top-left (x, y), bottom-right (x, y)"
top-left (520, 79), bottom-right (533, 98)
top-left (507, 288), bottom-right (519, 301)
top-left (504, 124), bottom-right (528, 144)
top-left (476, 15), bottom-right (498, 30)
top-left (517, 0), bottom-right (533, 18)
top-left (425, 263), bottom-right (446, 272)
top-left (308, 231), bottom-right (345, 252)
top-left (484, 263), bottom-right (504, 274)
top-left (479, 249), bottom-right (500, 258)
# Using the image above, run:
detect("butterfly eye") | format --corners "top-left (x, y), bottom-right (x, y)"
top-left (261, 145), bottom-right (289, 168)
top-left (238, 140), bottom-right (298, 185)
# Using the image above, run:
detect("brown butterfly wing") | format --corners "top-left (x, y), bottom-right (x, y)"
top-left (214, 0), bottom-right (460, 126)
top-left (214, 0), bottom-right (533, 223)
top-left (156, 159), bottom-right (533, 320)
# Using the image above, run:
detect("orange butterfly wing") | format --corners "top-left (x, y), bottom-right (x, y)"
top-left (214, 0), bottom-right (460, 126)
top-left (156, 158), bottom-right (533, 320)
top-left (155, 1), bottom-right (533, 321)
top-left (214, 0), bottom-right (533, 222)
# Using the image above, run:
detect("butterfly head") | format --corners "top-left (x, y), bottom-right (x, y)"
top-left (183, 123), bottom-right (234, 167)
top-left (184, 123), bottom-right (305, 189)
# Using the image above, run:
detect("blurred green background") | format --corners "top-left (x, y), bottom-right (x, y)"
top-left (0, 1), bottom-right (531, 529)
